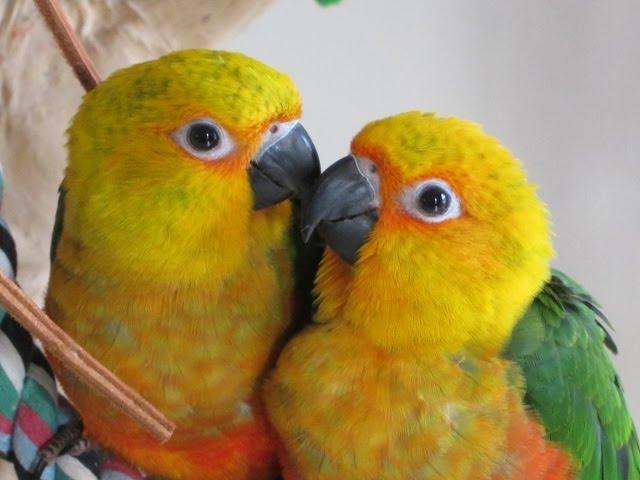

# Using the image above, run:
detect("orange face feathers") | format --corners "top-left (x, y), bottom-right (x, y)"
top-left (63, 50), bottom-right (315, 284)
top-left (308, 111), bottom-right (553, 356)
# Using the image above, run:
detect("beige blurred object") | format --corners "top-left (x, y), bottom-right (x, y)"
top-left (0, 0), bottom-right (273, 303)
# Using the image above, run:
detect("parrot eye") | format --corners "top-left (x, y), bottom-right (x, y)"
top-left (419, 185), bottom-right (450, 215)
top-left (400, 179), bottom-right (462, 223)
top-left (173, 118), bottom-right (235, 161)
top-left (188, 123), bottom-right (219, 150)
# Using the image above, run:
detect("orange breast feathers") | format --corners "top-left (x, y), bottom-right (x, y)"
top-left (264, 323), bottom-right (575, 480)
top-left (45, 202), bottom-right (296, 480)
top-left (67, 390), bottom-right (279, 480)
top-left (495, 409), bottom-right (575, 480)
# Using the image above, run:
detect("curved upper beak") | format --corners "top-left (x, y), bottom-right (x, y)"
top-left (301, 155), bottom-right (380, 265)
top-left (249, 123), bottom-right (320, 210)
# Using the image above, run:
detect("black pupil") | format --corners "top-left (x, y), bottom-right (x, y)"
top-left (418, 185), bottom-right (451, 216)
top-left (188, 123), bottom-right (220, 151)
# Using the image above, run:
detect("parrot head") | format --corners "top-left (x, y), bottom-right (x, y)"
top-left (64, 50), bottom-right (319, 283)
top-left (303, 112), bottom-right (553, 356)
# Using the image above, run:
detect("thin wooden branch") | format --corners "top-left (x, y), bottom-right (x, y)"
top-left (0, 270), bottom-right (175, 443)
top-left (32, 0), bottom-right (101, 91)
top-left (26, 0), bottom-right (175, 444)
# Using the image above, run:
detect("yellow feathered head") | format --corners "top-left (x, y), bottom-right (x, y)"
top-left (304, 112), bottom-right (552, 356)
top-left (64, 50), bottom-right (318, 283)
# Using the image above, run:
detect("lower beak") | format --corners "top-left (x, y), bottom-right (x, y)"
top-left (249, 123), bottom-right (320, 210)
top-left (301, 155), bottom-right (379, 265)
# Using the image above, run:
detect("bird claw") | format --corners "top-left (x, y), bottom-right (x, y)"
top-left (29, 419), bottom-right (85, 478)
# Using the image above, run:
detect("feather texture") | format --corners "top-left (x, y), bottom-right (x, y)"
top-left (0, 0), bottom-right (273, 302)
top-left (504, 270), bottom-right (640, 480)
top-left (266, 112), bottom-right (638, 480)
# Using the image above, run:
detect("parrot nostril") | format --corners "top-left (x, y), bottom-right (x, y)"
top-left (270, 124), bottom-right (279, 134)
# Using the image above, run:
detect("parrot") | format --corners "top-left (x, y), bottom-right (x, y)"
top-left (44, 49), bottom-right (321, 480)
top-left (264, 111), bottom-right (640, 480)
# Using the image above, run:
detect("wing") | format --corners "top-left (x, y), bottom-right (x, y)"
top-left (50, 181), bottom-right (66, 263)
top-left (289, 202), bottom-right (323, 330)
top-left (504, 269), bottom-right (640, 480)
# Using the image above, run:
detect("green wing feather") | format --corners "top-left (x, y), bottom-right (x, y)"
top-left (504, 269), bottom-right (640, 480)
top-left (50, 181), bottom-right (66, 263)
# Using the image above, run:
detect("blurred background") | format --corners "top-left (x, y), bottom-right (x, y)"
top-left (228, 0), bottom-right (640, 418)
top-left (0, 4), bottom-right (638, 472)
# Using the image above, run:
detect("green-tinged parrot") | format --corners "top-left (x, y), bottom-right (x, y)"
top-left (45, 49), bottom-right (321, 480)
top-left (264, 111), bottom-right (640, 480)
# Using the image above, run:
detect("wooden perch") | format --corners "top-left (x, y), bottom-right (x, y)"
top-left (21, 0), bottom-right (175, 443)
top-left (32, 0), bottom-right (101, 91)
top-left (0, 270), bottom-right (175, 443)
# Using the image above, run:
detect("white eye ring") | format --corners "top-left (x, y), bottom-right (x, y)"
top-left (172, 118), bottom-right (235, 161)
top-left (400, 178), bottom-right (462, 224)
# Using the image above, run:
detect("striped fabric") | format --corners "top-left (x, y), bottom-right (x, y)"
top-left (0, 212), bottom-right (148, 478)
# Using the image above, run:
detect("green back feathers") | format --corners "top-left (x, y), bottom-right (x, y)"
top-left (504, 270), bottom-right (640, 479)
top-left (50, 182), bottom-right (66, 263)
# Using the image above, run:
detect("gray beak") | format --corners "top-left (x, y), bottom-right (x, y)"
top-left (301, 155), bottom-right (379, 265)
top-left (249, 123), bottom-right (320, 210)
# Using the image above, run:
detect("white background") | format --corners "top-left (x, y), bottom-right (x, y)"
top-left (228, 0), bottom-right (640, 419)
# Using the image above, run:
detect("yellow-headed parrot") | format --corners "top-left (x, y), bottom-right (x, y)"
top-left (46, 49), bottom-right (321, 480)
top-left (265, 111), bottom-right (639, 480)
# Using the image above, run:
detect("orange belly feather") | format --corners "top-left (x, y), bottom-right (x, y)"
top-left (71, 388), bottom-right (278, 480)
top-left (47, 209), bottom-right (295, 480)
top-left (493, 408), bottom-right (575, 480)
